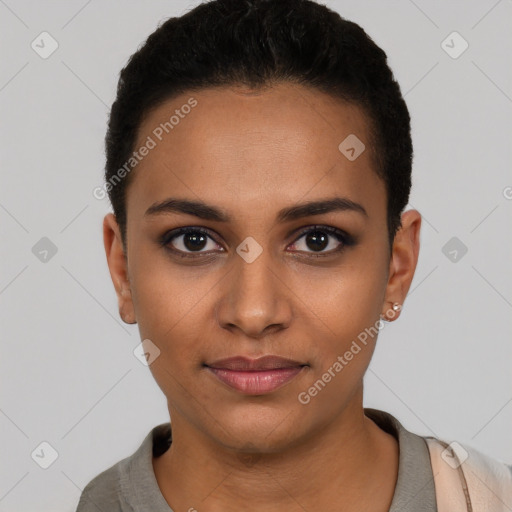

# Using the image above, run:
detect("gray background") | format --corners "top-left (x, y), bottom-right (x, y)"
top-left (1, 0), bottom-right (511, 510)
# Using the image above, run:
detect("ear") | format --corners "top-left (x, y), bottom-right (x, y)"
top-left (103, 213), bottom-right (136, 324)
top-left (381, 209), bottom-right (421, 321)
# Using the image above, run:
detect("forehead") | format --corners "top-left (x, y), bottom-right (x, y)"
top-left (127, 82), bottom-right (385, 224)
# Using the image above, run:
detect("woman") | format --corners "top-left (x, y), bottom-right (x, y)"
top-left (77, 0), bottom-right (512, 510)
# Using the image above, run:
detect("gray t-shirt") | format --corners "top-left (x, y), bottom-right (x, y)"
top-left (75, 408), bottom-right (437, 511)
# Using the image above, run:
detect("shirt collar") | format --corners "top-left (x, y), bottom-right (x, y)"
top-left (364, 407), bottom-right (437, 512)
top-left (127, 409), bottom-right (438, 511)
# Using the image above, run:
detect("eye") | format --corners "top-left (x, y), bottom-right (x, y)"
top-left (160, 227), bottom-right (222, 257)
top-left (288, 225), bottom-right (354, 257)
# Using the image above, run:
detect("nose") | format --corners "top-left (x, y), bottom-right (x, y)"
top-left (214, 247), bottom-right (293, 340)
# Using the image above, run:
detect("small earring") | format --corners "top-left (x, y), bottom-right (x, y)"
top-left (392, 303), bottom-right (401, 312)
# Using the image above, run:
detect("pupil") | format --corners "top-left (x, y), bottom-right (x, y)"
top-left (184, 232), bottom-right (207, 251)
top-left (306, 231), bottom-right (328, 251)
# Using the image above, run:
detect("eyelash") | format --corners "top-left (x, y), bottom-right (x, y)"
top-left (159, 225), bottom-right (355, 259)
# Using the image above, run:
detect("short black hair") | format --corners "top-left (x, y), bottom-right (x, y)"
top-left (104, 0), bottom-right (412, 253)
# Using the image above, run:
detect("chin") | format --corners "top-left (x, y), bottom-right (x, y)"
top-left (206, 404), bottom-right (306, 454)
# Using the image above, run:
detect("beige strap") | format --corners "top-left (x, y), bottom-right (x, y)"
top-left (425, 437), bottom-right (512, 512)
top-left (425, 437), bottom-right (471, 511)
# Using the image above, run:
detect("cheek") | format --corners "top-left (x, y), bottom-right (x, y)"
top-left (130, 253), bottom-right (213, 339)
top-left (315, 254), bottom-right (387, 321)
top-left (293, 269), bottom-right (385, 415)
top-left (134, 285), bottom-right (208, 366)
top-left (129, 260), bottom-right (226, 390)
top-left (301, 254), bottom-right (388, 368)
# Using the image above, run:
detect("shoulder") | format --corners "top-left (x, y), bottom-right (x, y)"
top-left (75, 457), bottom-right (130, 511)
top-left (75, 423), bottom-right (171, 512)
top-left (424, 436), bottom-right (512, 477)
top-left (424, 436), bottom-right (512, 511)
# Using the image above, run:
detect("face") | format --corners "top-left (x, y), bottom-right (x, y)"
top-left (104, 82), bottom-right (420, 454)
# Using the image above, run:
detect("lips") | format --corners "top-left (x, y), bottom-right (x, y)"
top-left (205, 355), bottom-right (307, 394)
top-left (206, 355), bottom-right (305, 371)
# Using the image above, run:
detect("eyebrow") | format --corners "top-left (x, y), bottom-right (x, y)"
top-left (144, 196), bottom-right (368, 223)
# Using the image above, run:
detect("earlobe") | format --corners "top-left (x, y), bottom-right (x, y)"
top-left (380, 302), bottom-right (402, 322)
top-left (103, 213), bottom-right (137, 324)
top-left (381, 209), bottom-right (422, 322)
top-left (119, 285), bottom-right (137, 324)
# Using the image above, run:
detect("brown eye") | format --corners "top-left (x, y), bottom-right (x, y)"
top-left (160, 227), bottom-right (223, 256)
top-left (288, 225), bottom-right (354, 256)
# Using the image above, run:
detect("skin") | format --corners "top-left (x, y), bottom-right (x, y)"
top-left (104, 82), bottom-right (421, 512)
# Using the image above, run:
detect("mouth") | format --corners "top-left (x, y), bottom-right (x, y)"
top-left (204, 355), bottom-right (307, 395)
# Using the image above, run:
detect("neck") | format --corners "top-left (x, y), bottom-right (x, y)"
top-left (153, 395), bottom-right (399, 512)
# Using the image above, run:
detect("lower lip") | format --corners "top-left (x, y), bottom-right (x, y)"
top-left (206, 366), bottom-right (305, 394)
